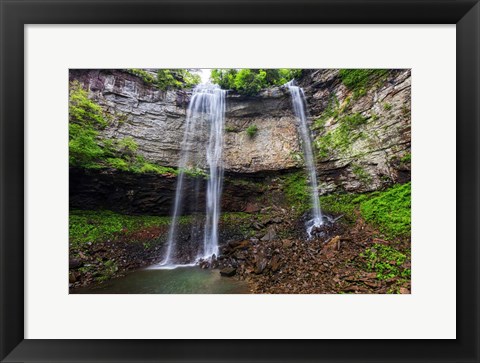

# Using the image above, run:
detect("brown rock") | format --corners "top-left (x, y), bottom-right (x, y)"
top-left (69, 273), bottom-right (77, 283)
top-left (244, 202), bottom-right (261, 213)
top-left (220, 267), bottom-right (236, 277)
top-left (254, 255), bottom-right (268, 274)
top-left (261, 226), bottom-right (277, 242)
top-left (69, 259), bottom-right (83, 269)
top-left (270, 255), bottom-right (283, 272)
top-left (282, 239), bottom-right (293, 248)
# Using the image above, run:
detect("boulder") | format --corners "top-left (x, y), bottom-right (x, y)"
top-left (220, 267), bottom-right (236, 277)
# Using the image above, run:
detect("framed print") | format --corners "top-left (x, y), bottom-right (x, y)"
top-left (1, 1), bottom-right (479, 362)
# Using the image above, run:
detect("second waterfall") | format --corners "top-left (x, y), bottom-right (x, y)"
top-left (286, 80), bottom-right (324, 237)
top-left (160, 84), bottom-right (226, 266)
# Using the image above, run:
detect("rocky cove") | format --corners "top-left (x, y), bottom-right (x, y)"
top-left (69, 69), bottom-right (411, 294)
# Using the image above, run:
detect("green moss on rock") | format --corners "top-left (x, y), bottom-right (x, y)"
top-left (69, 210), bottom-right (189, 247)
top-left (360, 182), bottom-right (411, 238)
top-left (338, 69), bottom-right (389, 97)
top-left (320, 182), bottom-right (411, 239)
top-left (361, 244), bottom-right (411, 281)
top-left (283, 172), bottom-right (311, 213)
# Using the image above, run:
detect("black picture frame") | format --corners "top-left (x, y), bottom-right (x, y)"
top-left (1, 1), bottom-right (479, 362)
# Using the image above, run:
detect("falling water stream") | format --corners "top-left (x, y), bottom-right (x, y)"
top-left (286, 80), bottom-right (324, 237)
top-left (161, 80), bottom-right (321, 267)
top-left (160, 84), bottom-right (226, 266)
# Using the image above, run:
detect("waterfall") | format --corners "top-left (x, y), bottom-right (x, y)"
top-left (160, 84), bottom-right (226, 266)
top-left (285, 80), bottom-right (324, 237)
top-left (202, 84), bottom-right (225, 260)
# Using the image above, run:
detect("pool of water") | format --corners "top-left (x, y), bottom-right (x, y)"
top-left (71, 265), bottom-right (251, 294)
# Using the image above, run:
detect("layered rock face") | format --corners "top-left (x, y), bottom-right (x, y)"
top-left (70, 69), bottom-right (194, 167)
top-left (300, 69), bottom-right (411, 193)
top-left (69, 69), bottom-right (411, 210)
top-left (223, 90), bottom-right (301, 173)
top-left (69, 69), bottom-right (302, 173)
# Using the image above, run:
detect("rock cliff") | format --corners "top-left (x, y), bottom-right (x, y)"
top-left (299, 69), bottom-right (411, 193)
top-left (69, 68), bottom-right (411, 212)
top-left (69, 69), bottom-right (302, 174)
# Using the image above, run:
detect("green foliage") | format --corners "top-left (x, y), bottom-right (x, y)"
top-left (290, 151), bottom-right (304, 164)
top-left (156, 69), bottom-right (182, 89)
top-left (69, 210), bottom-right (190, 246)
top-left (69, 81), bottom-right (195, 176)
top-left (338, 69), bottom-right (389, 97)
top-left (313, 94), bottom-right (370, 159)
top-left (96, 259), bottom-right (119, 282)
top-left (320, 183), bottom-right (411, 239)
top-left (352, 164), bottom-right (372, 185)
top-left (315, 111), bottom-right (367, 159)
top-left (319, 193), bottom-right (361, 222)
top-left (156, 69), bottom-right (201, 90)
top-left (69, 81), bottom-right (108, 128)
top-left (106, 157), bottom-right (129, 171)
top-left (69, 124), bottom-right (105, 168)
top-left (224, 125), bottom-right (237, 133)
top-left (235, 69), bottom-right (267, 95)
top-left (127, 69), bottom-right (156, 85)
top-left (117, 136), bottom-right (138, 154)
top-left (283, 172), bottom-right (310, 213)
top-left (126, 68), bottom-right (201, 90)
top-left (107, 150), bottom-right (181, 176)
top-left (343, 113), bottom-right (368, 128)
top-left (69, 81), bottom-right (108, 167)
top-left (221, 212), bottom-right (252, 223)
top-left (313, 95), bottom-right (344, 130)
top-left (211, 68), bottom-right (302, 95)
top-left (383, 102), bottom-right (392, 111)
top-left (125, 68), bottom-right (201, 91)
top-left (246, 124), bottom-right (258, 138)
top-left (178, 166), bottom-right (208, 178)
top-left (210, 69), bottom-right (238, 89)
top-left (361, 244), bottom-right (410, 280)
top-left (136, 162), bottom-right (177, 175)
top-left (360, 183), bottom-right (411, 238)
top-left (400, 153), bottom-right (411, 163)
top-left (220, 212), bottom-right (257, 238)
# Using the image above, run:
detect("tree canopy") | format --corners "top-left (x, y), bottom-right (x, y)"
top-left (210, 69), bottom-right (302, 95)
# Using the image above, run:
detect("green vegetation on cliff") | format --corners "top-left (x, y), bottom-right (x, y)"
top-left (313, 95), bottom-right (368, 159)
top-left (320, 182), bottom-right (411, 239)
top-left (339, 69), bottom-right (389, 97)
top-left (69, 81), bottom-right (204, 177)
top-left (69, 81), bottom-right (109, 168)
top-left (360, 182), bottom-right (411, 238)
top-left (283, 172), bottom-right (310, 214)
top-left (211, 69), bottom-right (302, 95)
top-left (246, 124), bottom-right (258, 138)
top-left (126, 68), bottom-right (201, 90)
